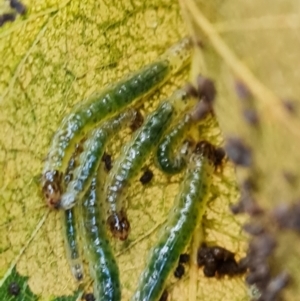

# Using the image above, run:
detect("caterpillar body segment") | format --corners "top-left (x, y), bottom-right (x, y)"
top-left (105, 89), bottom-right (196, 241)
top-left (80, 167), bottom-right (121, 301)
top-left (61, 209), bottom-right (84, 281)
top-left (131, 141), bottom-right (216, 301)
top-left (60, 109), bottom-right (136, 210)
top-left (156, 113), bottom-right (194, 174)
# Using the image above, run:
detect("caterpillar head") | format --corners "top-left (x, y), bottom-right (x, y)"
top-left (42, 170), bottom-right (63, 209)
top-left (195, 141), bottom-right (226, 168)
top-left (107, 210), bottom-right (130, 241)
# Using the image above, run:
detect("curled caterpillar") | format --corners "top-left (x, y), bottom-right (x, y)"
top-left (105, 89), bottom-right (196, 240)
top-left (80, 164), bottom-right (121, 301)
top-left (156, 114), bottom-right (194, 174)
top-left (156, 100), bottom-right (212, 175)
top-left (42, 37), bottom-right (192, 209)
top-left (131, 141), bottom-right (217, 301)
top-left (59, 109), bottom-right (136, 210)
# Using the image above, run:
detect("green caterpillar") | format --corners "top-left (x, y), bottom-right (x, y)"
top-left (60, 209), bottom-right (83, 281)
top-left (61, 142), bottom-right (85, 281)
top-left (104, 89), bottom-right (196, 240)
top-left (80, 164), bottom-right (121, 301)
top-left (42, 37), bottom-right (192, 209)
top-left (131, 141), bottom-right (217, 301)
top-left (156, 113), bottom-right (194, 174)
top-left (59, 109), bottom-right (136, 210)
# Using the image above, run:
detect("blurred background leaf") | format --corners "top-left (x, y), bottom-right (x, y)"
top-left (180, 0), bottom-right (300, 300)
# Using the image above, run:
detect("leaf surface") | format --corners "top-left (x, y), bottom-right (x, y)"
top-left (0, 0), bottom-right (247, 300)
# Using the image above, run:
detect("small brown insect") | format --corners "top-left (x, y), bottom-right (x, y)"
top-left (139, 168), bottom-right (153, 185)
top-left (174, 264), bottom-right (185, 279)
top-left (159, 290), bottom-right (169, 301)
top-left (197, 243), bottom-right (245, 278)
top-left (179, 253), bottom-right (190, 264)
top-left (102, 152), bottom-right (112, 172)
top-left (84, 293), bottom-right (95, 301)
top-left (130, 110), bottom-right (144, 132)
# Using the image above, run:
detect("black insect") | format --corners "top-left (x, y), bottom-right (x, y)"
top-left (203, 257), bottom-right (218, 277)
top-left (224, 137), bottom-right (252, 167)
top-left (159, 290), bottom-right (168, 301)
top-left (8, 282), bottom-right (20, 296)
top-left (179, 253), bottom-right (190, 264)
top-left (84, 292), bottom-right (96, 301)
top-left (185, 75), bottom-right (216, 106)
top-left (139, 168), bottom-right (153, 185)
top-left (217, 258), bottom-right (240, 276)
top-left (0, 13), bottom-right (16, 27)
top-left (212, 147), bottom-right (226, 168)
top-left (10, 0), bottom-right (27, 15)
top-left (197, 244), bottom-right (246, 278)
top-left (174, 264), bottom-right (185, 279)
top-left (102, 152), bottom-right (112, 172)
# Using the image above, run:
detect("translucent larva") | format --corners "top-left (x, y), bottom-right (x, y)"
top-left (105, 89), bottom-right (196, 240)
top-left (156, 114), bottom-right (194, 175)
top-left (131, 141), bottom-right (216, 301)
top-left (80, 165), bottom-right (121, 301)
top-left (61, 143), bottom-right (85, 281)
top-left (42, 37), bottom-right (192, 209)
top-left (60, 109), bottom-right (136, 210)
top-left (60, 209), bottom-right (83, 281)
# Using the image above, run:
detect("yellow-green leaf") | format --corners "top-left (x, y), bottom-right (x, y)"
top-left (0, 0), bottom-right (248, 300)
